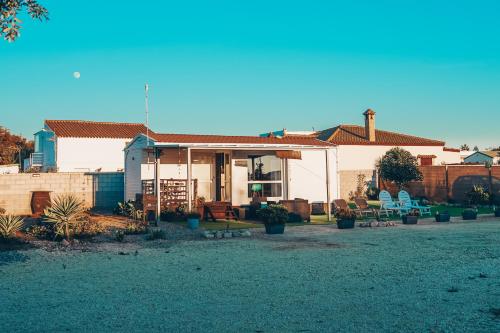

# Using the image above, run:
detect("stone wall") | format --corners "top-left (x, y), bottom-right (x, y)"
top-left (338, 169), bottom-right (377, 200)
top-left (0, 172), bottom-right (123, 215)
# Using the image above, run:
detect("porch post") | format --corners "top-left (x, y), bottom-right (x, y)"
top-left (155, 147), bottom-right (161, 224)
top-left (187, 147), bottom-right (192, 211)
top-left (325, 149), bottom-right (332, 222)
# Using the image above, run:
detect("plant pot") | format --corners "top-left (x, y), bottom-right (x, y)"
top-left (462, 211), bottom-right (477, 220)
top-left (402, 216), bottom-right (418, 224)
top-left (337, 218), bottom-right (355, 229)
top-left (435, 213), bottom-right (450, 222)
top-left (494, 210), bottom-right (500, 218)
top-left (264, 223), bottom-right (285, 234)
top-left (187, 218), bottom-right (200, 230)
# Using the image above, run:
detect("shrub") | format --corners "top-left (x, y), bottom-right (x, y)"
top-left (124, 221), bottom-right (147, 235)
top-left (73, 219), bottom-right (105, 239)
top-left (115, 201), bottom-right (143, 221)
top-left (27, 224), bottom-right (52, 240)
top-left (365, 185), bottom-right (380, 200)
top-left (406, 209), bottom-right (420, 217)
top-left (348, 174), bottom-right (367, 201)
top-left (146, 229), bottom-right (166, 240)
top-left (466, 185), bottom-right (491, 206)
top-left (257, 205), bottom-right (289, 224)
top-left (43, 194), bottom-right (86, 241)
top-left (0, 215), bottom-right (24, 238)
top-left (334, 209), bottom-right (356, 220)
top-left (160, 208), bottom-right (186, 222)
top-left (115, 230), bottom-right (125, 242)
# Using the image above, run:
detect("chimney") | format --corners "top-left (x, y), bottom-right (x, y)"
top-left (363, 109), bottom-right (376, 142)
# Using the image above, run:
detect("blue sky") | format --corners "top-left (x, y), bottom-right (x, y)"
top-left (1, 0), bottom-right (499, 148)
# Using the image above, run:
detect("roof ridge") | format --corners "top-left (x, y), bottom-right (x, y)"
top-left (45, 120), bottom-right (146, 126)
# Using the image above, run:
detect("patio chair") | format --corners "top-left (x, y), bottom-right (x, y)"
top-left (354, 197), bottom-right (381, 218)
top-left (378, 190), bottom-right (409, 216)
top-left (397, 190), bottom-right (432, 216)
top-left (333, 199), bottom-right (362, 218)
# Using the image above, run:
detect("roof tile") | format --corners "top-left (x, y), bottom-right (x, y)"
top-left (316, 125), bottom-right (445, 146)
top-left (45, 120), bottom-right (151, 139)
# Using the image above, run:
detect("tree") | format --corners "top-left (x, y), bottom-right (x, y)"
top-left (460, 144), bottom-right (470, 151)
top-left (0, 0), bottom-right (48, 42)
top-left (0, 126), bottom-right (34, 165)
top-left (473, 146), bottom-right (480, 152)
top-left (377, 148), bottom-right (423, 189)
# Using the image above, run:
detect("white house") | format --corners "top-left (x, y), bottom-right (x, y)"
top-left (262, 109), bottom-right (461, 199)
top-left (464, 151), bottom-right (500, 165)
top-left (26, 120), bottom-right (152, 172)
top-left (124, 131), bottom-right (338, 219)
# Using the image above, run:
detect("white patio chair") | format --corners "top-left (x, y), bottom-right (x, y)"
top-left (398, 190), bottom-right (432, 216)
top-left (379, 190), bottom-right (409, 216)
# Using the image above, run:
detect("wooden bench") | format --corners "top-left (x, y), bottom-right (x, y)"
top-left (203, 202), bottom-right (238, 221)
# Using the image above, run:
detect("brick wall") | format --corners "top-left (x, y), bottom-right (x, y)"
top-left (380, 165), bottom-right (500, 204)
top-left (0, 172), bottom-right (123, 215)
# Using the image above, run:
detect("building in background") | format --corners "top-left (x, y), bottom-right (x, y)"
top-left (262, 109), bottom-right (461, 199)
top-left (25, 120), bottom-right (152, 172)
top-left (464, 151), bottom-right (500, 165)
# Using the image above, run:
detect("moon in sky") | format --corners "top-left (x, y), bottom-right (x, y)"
top-left (73, 71), bottom-right (81, 79)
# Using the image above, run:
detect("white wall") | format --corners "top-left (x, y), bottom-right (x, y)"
top-left (57, 137), bottom-right (130, 172)
top-left (0, 164), bottom-right (19, 175)
top-left (337, 145), bottom-right (460, 171)
top-left (287, 149), bottom-right (338, 202)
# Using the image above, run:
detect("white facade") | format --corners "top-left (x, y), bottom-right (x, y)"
top-left (0, 164), bottom-right (19, 175)
top-left (336, 145), bottom-right (461, 171)
top-left (56, 137), bottom-right (130, 172)
top-left (124, 135), bottom-right (339, 206)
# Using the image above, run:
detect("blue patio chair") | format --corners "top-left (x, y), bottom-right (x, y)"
top-left (398, 190), bottom-right (432, 216)
top-left (379, 190), bottom-right (409, 216)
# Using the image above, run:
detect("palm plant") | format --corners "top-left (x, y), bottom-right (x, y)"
top-left (0, 215), bottom-right (24, 238)
top-left (43, 194), bottom-right (86, 241)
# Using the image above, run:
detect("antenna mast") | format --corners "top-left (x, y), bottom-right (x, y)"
top-left (145, 83), bottom-right (149, 146)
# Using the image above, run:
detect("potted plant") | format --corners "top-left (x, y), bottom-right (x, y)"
top-left (402, 209), bottom-right (420, 224)
top-left (435, 210), bottom-right (450, 222)
top-left (462, 208), bottom-right (477, 220)
top-left (257, 204), bottom-right (288, 234)
top-left (335, 209), bottom-right (356, 229)
top-left (186, 211), bottom-right (201, 230)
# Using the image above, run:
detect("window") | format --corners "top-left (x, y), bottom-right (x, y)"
top-left (247, 155), bottom-right (282, 198)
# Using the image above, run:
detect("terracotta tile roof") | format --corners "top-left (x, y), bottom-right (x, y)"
top-left (316, 125), bottom-right (445, 146)
top-left (443, 147), bottom-right (460, 152)
top-left (45, 120), bottom-right (151, 139)
top-left (151, 133), bottom-right (333, 146)
top-left (417, 154), bottom-right (437, 158)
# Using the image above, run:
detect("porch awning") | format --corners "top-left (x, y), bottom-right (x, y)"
top-left (275, 150), bottom-right (302, 159)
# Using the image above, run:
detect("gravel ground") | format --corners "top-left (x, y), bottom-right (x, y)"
top-left (1, 220), bottom-right (499, 333)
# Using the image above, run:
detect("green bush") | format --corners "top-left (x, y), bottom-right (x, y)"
top-left (365, 186), bottom-right (380, 200)
top-left (466, 185), bottom-right (490, 206)
top-left (0, 215), bottom-right (24, 238)
top-left (257, 205), bottom-right (289, 224)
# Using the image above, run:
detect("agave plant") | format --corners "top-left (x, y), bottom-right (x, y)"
top-left (43, 194), bottom-right (86, 241)
top-left (0, 215), bottom-right (24, 238)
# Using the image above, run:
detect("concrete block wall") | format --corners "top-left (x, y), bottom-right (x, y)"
top-left (338, 169), bottom-right (377, 200)
top-left (0, 172), bottom-right (123, 215)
